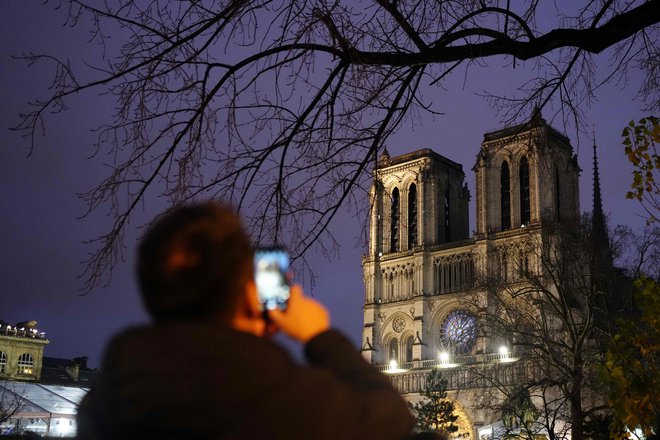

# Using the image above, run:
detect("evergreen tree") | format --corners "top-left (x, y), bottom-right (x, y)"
top-left (410, 369), bottom-right (460, 435)
top-left (501, 385), bottom-right (540, 439)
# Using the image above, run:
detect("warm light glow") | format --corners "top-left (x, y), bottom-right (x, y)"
top-left (389, 359), bottom-right (398, 370)
top-left (479, 427), bottom-right (493, 438)
top-left (499, 345), bottom-right (516, 362)
top-left (437, 351), bottom-right (458, 368)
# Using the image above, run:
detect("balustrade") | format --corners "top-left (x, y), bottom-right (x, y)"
top-left (383, 359), bottom-right (539, 394)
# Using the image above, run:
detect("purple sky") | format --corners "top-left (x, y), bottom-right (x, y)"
top-left (0, 2), bottom-right (651, 367)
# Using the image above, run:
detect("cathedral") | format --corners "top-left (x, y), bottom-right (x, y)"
top-left (360, 111), bottom-right (587, 438)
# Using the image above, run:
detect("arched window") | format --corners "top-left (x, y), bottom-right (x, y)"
top-left (0, 351), bottom-right (6, 373)
top-left (501, 161), bottom-right (511, 230)
top-left (440, 310), bottom-right (478, 355)
top-left (520, 157), bottom-right (530, 225)
top-left (408, 183), bottom-right (417, 248)
top-left (390, 188), bottom-right (400, 252)
top-left (444, 186), bottom-right (451, 242)
top-left (389, 339), bottom-right (399, 363)
top-left (17, 353), bottom-right (34, 376)
top-left (555, 166), bottom-right (561, 222)
top-left (404, 336), bottom-right (414, 363)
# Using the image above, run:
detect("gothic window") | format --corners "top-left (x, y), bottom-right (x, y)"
top-left (389, 339), bottom-right (399, 363)
top-left (408, 183), bottom-right (418, 248)
top-left (388, 273), bottom-right (394, 300)
top-left (518, 253), bottom-right (529, 278)
top-left (0, 351), bottom-right (6, 373)
top-left (404, 336), bottom-right (414, 363)
top-left (501, 252), bottom-right (509, 281)
top-left (555, 166), bottom-right (562, 222)
top-left (501, 161), bottom-right (511, 230)
top-left (520, 157), bottom-right (530, 225)
top-left (444, 186), bottom-right (451, 242)
top-left (17, 353), bottom-right (34, 376)
top-left (390, 188), bottom-right (400, 252)
top-left (435, 256), bottom-right (475, 294)
top-left (440, 310), bottom-right (478, 355)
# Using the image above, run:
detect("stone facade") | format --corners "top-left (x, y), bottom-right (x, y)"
top-left (0, 326), bottom-right (49, 381)
top-left (361, 115), bottom-right (581, 437)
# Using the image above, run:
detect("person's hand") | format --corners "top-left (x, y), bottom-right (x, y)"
top-left (268, 284), bottom-right (330, 343)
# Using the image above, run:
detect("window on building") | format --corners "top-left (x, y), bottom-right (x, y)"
top-left (17, 353), bottom-right (34, 376)
top-left (0, 351), bottom-right (6, 373)
top-left (440, 310), bottom-right (478, 355)
top-left (501, 161), bottom-right (511, 230)
top-left (408, 183), bottom-right (417, 248)
top-left (555, 166), bottom-right (561, 222)
top-left (390, 188), bottom-right (400, 252)
top-left (444, 186), bottom-right (451, 242)
top-left (520, 157), bottom-right (530, 225)
top-left (501, 252), bottom-right (509, 282)
top-left (389, 339), bottom-right (399, 363)
top-left (519, 253), bottom-right (529, 278)
top-left (405, 336), bottom-right (414, 363)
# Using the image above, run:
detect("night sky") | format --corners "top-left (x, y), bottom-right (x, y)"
top-left (1, 2), bottom-right (651, 367)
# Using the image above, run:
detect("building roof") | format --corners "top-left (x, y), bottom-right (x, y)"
top-left (377, 148), bottom-right (464, 173)
top-left (40, 357), bottom-right (99, 387)
top-left (0, 381), bottom-right (87, 419)
top-left (482, 110), bottom-right (570, 146)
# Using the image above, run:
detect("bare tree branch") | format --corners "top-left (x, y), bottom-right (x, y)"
top-left (12, 0), bottom-right (660, 290)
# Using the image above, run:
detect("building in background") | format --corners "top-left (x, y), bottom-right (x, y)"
top-left (361, 111), bottom-right (584, 438)
top-left (0, 320), bottom-right (95, 437)
top-left (0, 320), bottom-right (49, 381)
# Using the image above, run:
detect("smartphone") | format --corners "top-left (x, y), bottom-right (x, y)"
top-left (254, 247), bottom-right (291, 311)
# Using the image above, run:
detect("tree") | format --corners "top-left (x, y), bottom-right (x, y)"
top-left (599, 276), bottom-right (660, 438)
top-left (468, 216), bottom-right (626, 440)
top-left (622, 116), bottom-right (660, 223)
top-left (0, 383), bottom-right (23, 430)
top-left (14, 1), bottom-right (660, 289)
top-left (500, 386), bottom-right (542, 439)
top-left (410, 369), bottom-right (460, 435)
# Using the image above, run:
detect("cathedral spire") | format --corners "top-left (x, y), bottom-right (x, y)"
top-left (591, 133), bottom-right (612, 269)
top-left (592, 137), bottom-right (604, 228)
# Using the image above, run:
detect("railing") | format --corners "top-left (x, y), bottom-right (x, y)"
top-left (426, 239), bottom-right (477, 252)
top-left (379, 358), bottom-right (540, 394)
top-left (0, 327), bottom-right (47, 340)
top-left (490, 223), bottom-right (540, 240)
top-left (375, 350), bottom-right (520, 373)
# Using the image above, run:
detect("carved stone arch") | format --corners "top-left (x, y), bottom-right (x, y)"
top-left (381, 174), bottom-right (402, 192)
top-left (381, 331), bottom-right (400, 364)
top-left (400, 173), bottom-right (418, 191)
top-left (383, 312), bottom-right (414, 363)
top-left (491, 152), bottom-right (512, 169)
top-left (445, 395), bottom-right (477, 440)
top-left (432, 302), bottom-right (481, 356)
top-left (405, 262), bottom-right (415, 276)
top-left (428, 298), bottom-right (461, 354)
top-left (400, 330), bottom-right (415, 363)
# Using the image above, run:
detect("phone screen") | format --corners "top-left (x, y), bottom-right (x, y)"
top-left (254, 247), bottom-right (290, 311)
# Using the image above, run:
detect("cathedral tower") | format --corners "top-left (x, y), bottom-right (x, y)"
top-left (362, 148), bottom-right (470, 365)
top-left (474, 110), bottom-right (580, 234)
top-left (361, 112), bottom-right (583, 437)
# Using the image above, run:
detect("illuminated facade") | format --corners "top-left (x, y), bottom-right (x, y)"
top-left (0, 321), bottom-right (92, 437)
top-left (361, 113), bottom-right (581, 438)
top-left (0, 321), bottom-right (49, 381)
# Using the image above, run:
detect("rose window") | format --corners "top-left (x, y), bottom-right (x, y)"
top-left (440, 310), bottom-right (477, 355)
